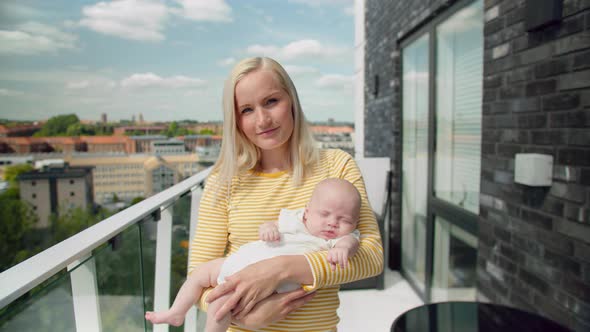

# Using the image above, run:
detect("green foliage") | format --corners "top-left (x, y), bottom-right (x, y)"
top-left (126, 130), bottom-right (145, 136)
top-left (165, 121), bottom-right (195, 137)
top-left (4, 164), bottom-right (34, 183)
top-left (0, 190), bottom-right (37, 272)
top-left (34, 114), bottom-right (80, 137)
top-left (65, 123), bottom-right (114, 136)
top-left (130, 196), bottom-right (144, 205)
top-left (198, 128), bottom-right (215, 135)
top-left (30, 114), bottom-right (114, 137)
top-left (50, 206), bottom-right (104, 243)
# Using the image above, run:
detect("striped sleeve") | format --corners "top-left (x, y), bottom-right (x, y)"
top-left (188, 171), bottom-right (229, 310)
top-left (302, 150), bottom-right (384, 291)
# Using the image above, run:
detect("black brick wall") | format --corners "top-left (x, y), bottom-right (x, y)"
top-left (365, 0), bottom-right (590, 330)
top-left (480, 0), bottom-right (590, 330)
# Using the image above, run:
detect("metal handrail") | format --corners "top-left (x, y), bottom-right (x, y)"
top-left (0, 167), bottom-right (212, 309)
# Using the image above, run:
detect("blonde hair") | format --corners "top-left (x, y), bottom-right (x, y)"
top-left (212, 57), bottom-right (319, 187)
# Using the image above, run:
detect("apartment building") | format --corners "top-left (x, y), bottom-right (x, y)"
top-left (128, 135), bottom-right (166, 153)
top-left (17, 164), bottom-right (93, 228)
top-left (151, 139), bottom-right (186, 155)
top-left (181, 135), bottom-right (222, 163)
top-left (312, 125), bottom-right (355, 155)
top-left (67, 153), bottom-right (202, 204)
top-left (0, 124), bottom-right (41, 137)
top-left (0, 136), bottom-right (134, 154)
top-left (80, 136), bottom-right (132, 154)
top-left (112, 125), bottom-right (167, 136)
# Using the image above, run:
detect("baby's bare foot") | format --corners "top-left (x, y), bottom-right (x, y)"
top-left (145, 310), bottom-right (185, 327)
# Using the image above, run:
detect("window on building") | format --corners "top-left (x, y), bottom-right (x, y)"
top-left (32, 193), bottom-right (36, 199)
top-left (434, 2), bottom-right (483, 214)
top-left (70, 192), bottom-right (75, 197)
top-left (400, 0), bottom-right (483, 302)
top-left (70, 179), bottom-right (75, 184)
top-left (31, 181), bottom-right (36, 186)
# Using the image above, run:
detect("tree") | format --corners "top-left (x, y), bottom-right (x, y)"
top-left (0, 190), bottom-right (37, 272)
top-left (34, 114), bottom-right (80, 137)
top-left (199, 128), bottom-right (215, 135)
top-left (166, 121), bottom-right (179, 137)
top-left (50, 206), bottom-right (111, 244)
top-left (130, 196), bottom-right (144, 205)
top-left (65, 123), bottom-right (94, 136)
top-left (4, 164), bottom-right (34, 184)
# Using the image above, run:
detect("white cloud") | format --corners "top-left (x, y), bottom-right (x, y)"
top-left (0, 88), bottom-right (24, 97)
top-left (79, 0), bottom-right (169, 42)
top-left (120, 73), bottom-right (206, 89)
top-left (288, 0), bottom-right (353, 7)
top-left (246, 39), bottom-right (346, 61)
top-left (67, 81), bottom-right (90, 89)
top-left (0, 22), bottom-right (77, 55)
top-left (246, 44), bottom-right (280, 55)
top-left (79, 0), bottom-right (233, 41)
top-left (172, 0), bottom-right (232, 22)
top-left (217, 57), bottom-right (236, 67)
top-left (315, 74), bottom-right (353, 89)
top-left (284, 65), bottom-right (319, 76)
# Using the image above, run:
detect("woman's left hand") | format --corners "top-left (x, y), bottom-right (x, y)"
top-left (232, 289), bottom-right (316, 330)
top-left (207, 257), bottom-right (283, 320)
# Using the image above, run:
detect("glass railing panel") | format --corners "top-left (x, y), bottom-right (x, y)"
top-left (170, 191), bottom-right (193, 331)
top-left (0, 271), bottom-right (76, 331)
top-left (139, 218), bottom-right (157, 332)
top-left (94, 223), bottom-right (147, 332)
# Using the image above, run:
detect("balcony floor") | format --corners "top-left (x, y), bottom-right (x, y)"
top-left (338, 269), bottom-right (423, 331)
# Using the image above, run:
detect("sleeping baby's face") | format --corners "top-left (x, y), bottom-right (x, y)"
top-left (303, 179), bottom-right (360, 240)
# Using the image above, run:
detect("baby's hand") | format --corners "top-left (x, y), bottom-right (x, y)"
top-left (327, 247), bottom-right (351, 271)
top-left (259, 221), bottom-right (280, 242)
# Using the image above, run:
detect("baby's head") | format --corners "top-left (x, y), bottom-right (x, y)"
top-left (303, 178), bottom-right (361, 240)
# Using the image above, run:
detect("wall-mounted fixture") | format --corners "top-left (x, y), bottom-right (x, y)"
top-left (514, 153), bottom-right (553, 186)
top-left (525, 0), bottom-right (563, 32)
top-left (373, 74), bottom-right (379, 97)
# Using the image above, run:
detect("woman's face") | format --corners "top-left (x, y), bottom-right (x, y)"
top-left (234, 69), bottom-right (294, 157)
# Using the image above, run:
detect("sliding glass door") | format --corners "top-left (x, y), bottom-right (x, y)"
top-left (401, 34), bottom-right (430, 293)
top-left (400, 0), bottom-right (483, 302)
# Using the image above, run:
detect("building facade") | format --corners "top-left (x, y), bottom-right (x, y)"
top-left (151, 139), bottom-right (186, 155)
top-left (362, 0), bottom-right (589, 330)
top-left (67, 153), bottom-right (203, 204)
top-left (17, 164), bottom-right (93, 228)
top-left (312, 125), bottom-right (355, 156)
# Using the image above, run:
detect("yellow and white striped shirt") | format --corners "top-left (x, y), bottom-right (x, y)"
top-left (189, 149), bottom-right (384, 331)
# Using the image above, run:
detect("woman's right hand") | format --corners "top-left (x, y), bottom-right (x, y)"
top-left (232, 289), bottom-right (316, 330)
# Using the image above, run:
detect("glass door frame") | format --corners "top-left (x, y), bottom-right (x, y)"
top-left (398, 0), bottom-right (481, 302)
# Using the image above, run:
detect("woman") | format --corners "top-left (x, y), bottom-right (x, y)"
top-left (189, 57), bottom-right (383, 331)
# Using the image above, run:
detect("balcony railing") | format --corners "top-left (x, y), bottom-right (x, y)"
top-left (0, 167), bottom-right (212, 332)
top-left (0, 157), bottom-right (391, 332)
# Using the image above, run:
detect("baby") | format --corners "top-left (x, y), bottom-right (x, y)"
top-left (145, 178), bottom-right (362, 331)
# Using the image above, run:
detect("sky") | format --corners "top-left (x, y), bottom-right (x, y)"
top-left (0, 0), bottom-right (356, 123)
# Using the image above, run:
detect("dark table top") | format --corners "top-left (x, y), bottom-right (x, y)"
top-left (391, 301), bottom-right (571, 332)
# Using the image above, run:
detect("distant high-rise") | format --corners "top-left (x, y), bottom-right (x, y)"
top-left (101, 113), bottom-right (107, 123)
top-left (132, 115), bottom-right (136, 124)
top-left (139, 113), bottom-right (144, 124)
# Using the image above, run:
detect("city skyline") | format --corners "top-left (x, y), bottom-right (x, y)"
top-left (0, 0), bottom-right (356, 123)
